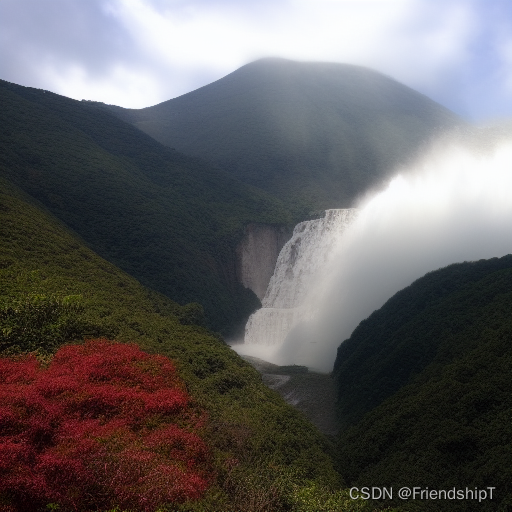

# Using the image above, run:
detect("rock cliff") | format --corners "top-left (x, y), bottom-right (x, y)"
top-left (236, 224), bottom-right (292, 300)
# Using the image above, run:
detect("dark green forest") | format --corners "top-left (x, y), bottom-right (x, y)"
top-left (0, 179), bottom-right (347, 511)
top-left (333, 256), bottom-right (512, 511)
top-left (0, 78), bottom-right (303, 334)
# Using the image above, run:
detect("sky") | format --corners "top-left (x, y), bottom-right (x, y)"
top-left (0, 0), bottom-right (511, 122)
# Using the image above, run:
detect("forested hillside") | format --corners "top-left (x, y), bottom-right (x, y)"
top-left (0, 60), bottom-right (466, 333)
top-left (0, 79), bottom-right (301, 334)
top-left (1, 66), bottom-right (507, 512)
top-left (0, 179), bottom-right (345, 511)
top-left (110, 58), bottom-right (465, 208)
top-left (333, 256), bottom-right (512, 511)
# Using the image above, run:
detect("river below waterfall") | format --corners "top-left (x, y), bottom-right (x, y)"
top-left (241, 355), bottom-right (339, 436)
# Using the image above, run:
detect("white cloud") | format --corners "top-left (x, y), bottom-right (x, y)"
top-left (376, 1), bottom-right (475, 87)
top-left (106, 0), bottom-right (415, 69)
top-left (100, 0), bottom-right (478, 106)
top-left (39, 61), bottom-right (163, 107)
top-left (0, 0), bottom-right (510, 115)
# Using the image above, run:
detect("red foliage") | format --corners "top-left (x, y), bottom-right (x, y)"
top-left (0, 340), bottom-right (210, 512)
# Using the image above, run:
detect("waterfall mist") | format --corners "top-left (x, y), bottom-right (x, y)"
top-left (233, 138), bottom-right (512, 372)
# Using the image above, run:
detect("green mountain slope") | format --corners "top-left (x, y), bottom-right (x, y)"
top-left (0, 78), bottom-right (300, 333)
top-left (333, 256), bottom-right (512, 511)
top-left (110, 57), bottom-right (465, 208)
top-left (0, 179), bottom-right (343, 511)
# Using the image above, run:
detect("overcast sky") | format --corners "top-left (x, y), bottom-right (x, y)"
top-left (1, 0), bottom-right (511, 121)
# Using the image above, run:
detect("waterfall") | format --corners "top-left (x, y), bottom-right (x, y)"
top-left (242, 209), bottom-right (357, 348)
top-left (233, 141), bottom-right (512, 371)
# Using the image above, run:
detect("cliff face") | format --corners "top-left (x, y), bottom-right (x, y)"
top-left (236, 224), bottom-right (292, 300)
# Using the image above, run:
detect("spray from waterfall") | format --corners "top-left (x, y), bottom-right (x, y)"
top-left (233, 209), bottom-right (357, 360)
top-left (233, 137), bottom-right (512, 371)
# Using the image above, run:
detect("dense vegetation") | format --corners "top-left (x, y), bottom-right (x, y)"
top-left (333, 256), bottom-right (512, 511)
top-left (0, 180), bottom-right (345, 511)
top-left (110, 58), bottom-right (465, 209)
top-left (0, 340), bottom-right (210, 512)
top-left (1, 67), bottom-right (508, 512)
top-left (0, 61), bottom-right (467, 333)
top-left (0, 78), bottom-right (303, 334)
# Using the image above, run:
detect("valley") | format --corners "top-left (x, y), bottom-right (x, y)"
top-left (1, 58), bottom-right (510, 512)
top-left (242, 355), bottom-right (339, 437)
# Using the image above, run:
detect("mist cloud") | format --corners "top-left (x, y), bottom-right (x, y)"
top-left (0, 0), bottom-right (511, 119)
top-left (272, 136), bottom-right (512, 372)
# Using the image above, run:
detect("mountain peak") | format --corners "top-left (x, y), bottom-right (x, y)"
top-left (111, 59), bottom-right (465, 208)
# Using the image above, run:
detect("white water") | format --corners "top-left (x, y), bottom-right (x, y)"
top-left (262, 209), bottom-right (358, 309)
top-left (233, 138), bottom-right (512, 372)
top-left (234, 209), bottom-right (357, 357)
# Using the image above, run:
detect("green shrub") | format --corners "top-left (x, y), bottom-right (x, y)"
top-left (0, 294), bottom-right (101, 354)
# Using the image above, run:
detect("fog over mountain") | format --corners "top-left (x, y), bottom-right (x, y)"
top-left (241, 136), bottom-right (512, 371)
top-left (110, 58), bottom-right (465, 209)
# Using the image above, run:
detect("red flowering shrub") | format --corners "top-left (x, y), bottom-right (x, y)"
top-left (0, 340), bottom-right (210, 512)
